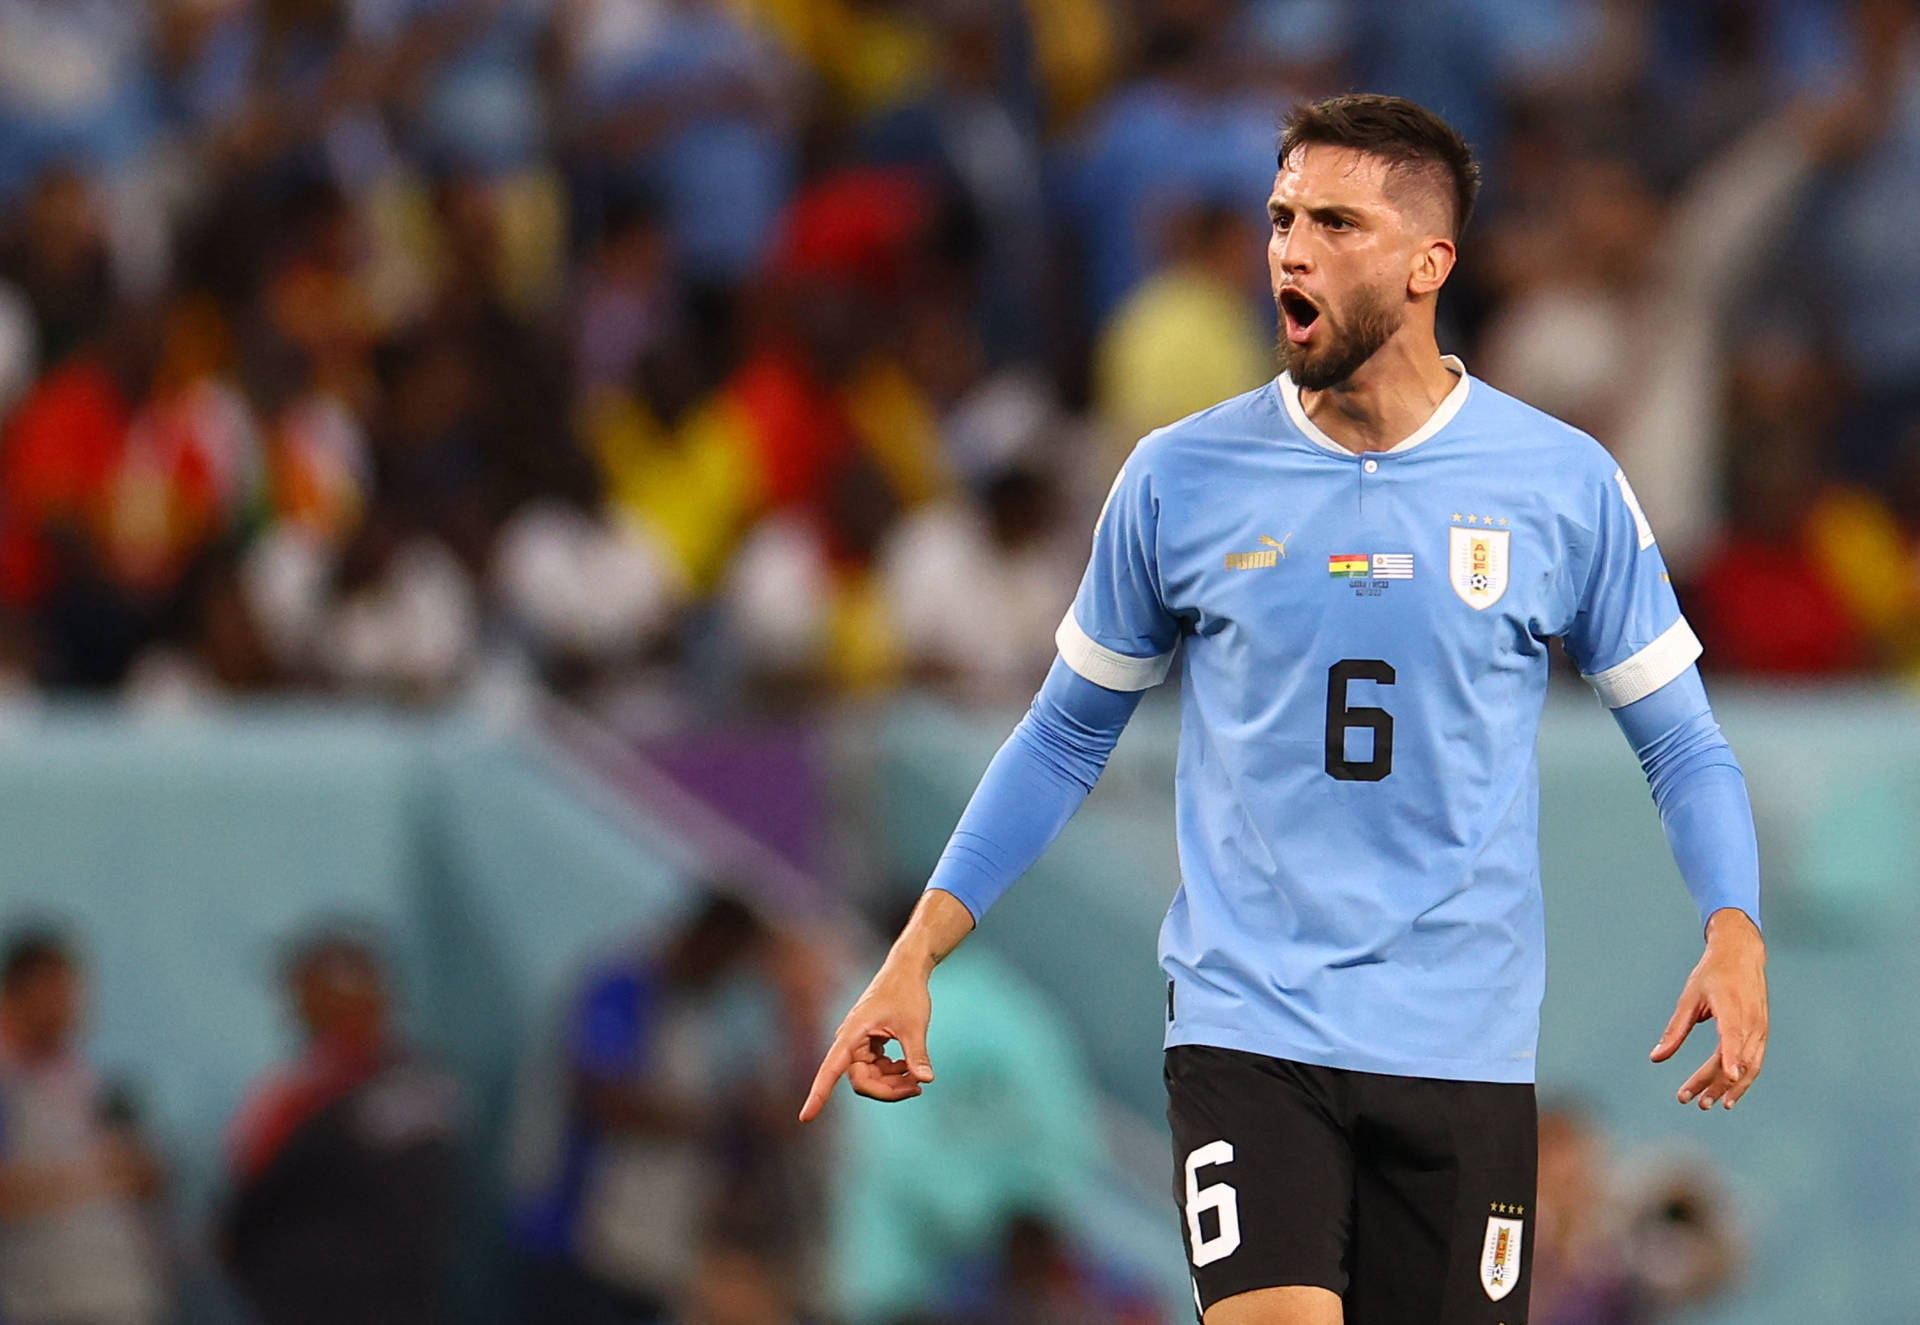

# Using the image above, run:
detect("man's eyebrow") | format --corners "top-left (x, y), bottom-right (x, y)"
top-left (1267, 198), bottom-right (1367, 224)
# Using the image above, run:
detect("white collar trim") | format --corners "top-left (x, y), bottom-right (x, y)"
top-left (1279, 355), bottom-right (1471, 456)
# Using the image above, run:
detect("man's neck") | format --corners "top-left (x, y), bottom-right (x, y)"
top-left (1297, 331), bottom-right (1459, 455)
top-left (308, 1022), bottom-right (386, 1065)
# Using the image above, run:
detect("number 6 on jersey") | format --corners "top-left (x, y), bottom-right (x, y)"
top-left (1183, 1141), bottom-right (1242, 1267)
top-left (1326, 658), bottom-right (1396, 781)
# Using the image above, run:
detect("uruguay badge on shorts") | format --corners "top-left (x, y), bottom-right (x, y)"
top-left (1450, 521), bottom-right (1510, 609)
top-left (1480, 1214), bottom-right (1524, 1301)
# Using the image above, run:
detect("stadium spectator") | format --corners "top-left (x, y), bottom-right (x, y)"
top-left (942, 1211), bottom-right (1163, 1325)
top-left (491, 445), bottom-right (687, 691)
top-left (0, 336), bottom-right (145, 687)
top-left (307, 505), bottom-right (482, 700)
top-left (721, 459), bottom-right (908, 697)
top-left (1093, 195), bottom-right (1270, 452)
top-left (584, 339), bottom-right (762, 600)
top-left (510, 893), bottom-right (821, 1325)
top-left (1690, 445), bottom-right (1872, 677)
top-left (0, 168), bottom-right (116, 371)
top-left (571, 190), bottom-right (676, 406)
top-left (377, 0), bottom-right (559, 184)
top-left (556, 0), bottom-right (799, 284)
top-left (219, 929), bottom-right (461, 1325)
top-left (108, 291), bottom-right (262, 600)
top-left (878, 460), bottom-right (1079, 704)
top-left (1821, 0), bottom-right (1920, 479)
top-left (0, 928), bottom-right (168, 1325)
top-left (1067, 0), bottom-right (1313, 321)
top-left (123, 540), bottom-right (282, 708)
top-left (1531, 1103), bottom-right (1741, 1324)
top-left (855, 1), bottom-right (1051, 366)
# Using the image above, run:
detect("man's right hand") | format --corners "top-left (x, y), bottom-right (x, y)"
top-left (797, 960), bottom-right (935, 1122)
top-left (797, 888), bottom-right (975, 1122)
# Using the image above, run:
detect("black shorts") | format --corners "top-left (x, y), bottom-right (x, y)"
top-left (1166, 1045), bottom-right (1537, 1324)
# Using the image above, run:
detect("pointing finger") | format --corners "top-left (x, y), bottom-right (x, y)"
top-left (799, 1037), bottom-right (855, 1123)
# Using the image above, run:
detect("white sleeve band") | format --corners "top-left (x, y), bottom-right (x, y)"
top-left (1582, 616), bottom-right (1703, 708)
top-left (1055, 612), bottom-right (1173, 692)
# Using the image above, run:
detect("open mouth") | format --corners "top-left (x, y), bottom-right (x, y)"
top-left (1279, 288), bottom-right (1320, 343)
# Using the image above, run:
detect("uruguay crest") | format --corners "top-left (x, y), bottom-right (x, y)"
top-left (1480, 1215), bottom-right (1524, 1301)
top-left (1450, 524), bottom-right (1509, 609)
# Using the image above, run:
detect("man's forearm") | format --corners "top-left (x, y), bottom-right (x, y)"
top-left (922, 655), bottom-right (1143, 921)
top-left (889, 887), bottom-right (978, 974)
top-left (1613, 667), bottom-right (1761, 930)
top-left (1657, 760), bottom-right (1761, 928)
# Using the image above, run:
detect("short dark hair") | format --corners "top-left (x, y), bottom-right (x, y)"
top-left (281, 925), bottom-right (385, 988)
top-left (681, 893), bottom-right (765, 955)
top-left (2, 929), bottom-right (74, 995)
top-left (665, 891), bottom-right (769, 986)
top-left (1278, 94), bottom-right (1482, 239)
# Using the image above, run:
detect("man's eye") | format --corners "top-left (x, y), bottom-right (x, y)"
top-left (1324, 216), bottom-right (1350, 231)
top-left (1271, 214), bottom-right (1291, 231)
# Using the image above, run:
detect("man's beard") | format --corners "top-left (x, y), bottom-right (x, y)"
top-left (1276, 283), bottom-right (1402, 391)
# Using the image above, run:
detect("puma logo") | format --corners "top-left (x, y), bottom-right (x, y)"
top-left (1225, 532), bottom-right (1292, 571)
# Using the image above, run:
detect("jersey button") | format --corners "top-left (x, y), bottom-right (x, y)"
top-left (1363, 458), bottom-right (1379, 473)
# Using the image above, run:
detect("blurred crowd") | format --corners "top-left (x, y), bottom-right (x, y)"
top-left (3, 0), bottom-right (1920, 713)
top-left (0, 924), bottom-right (462, 1325)
top-left (0, 4), bottom-right (1880, 1318)
top-left (0, 899), bottom-right (1180, 1325)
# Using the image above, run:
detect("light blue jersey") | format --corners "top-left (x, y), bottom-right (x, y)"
top-left (1056, 360), bottom-right (1701, 1083)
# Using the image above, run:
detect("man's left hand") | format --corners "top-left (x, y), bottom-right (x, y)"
top-left (1649, 908), bottom-right (1768, 1110)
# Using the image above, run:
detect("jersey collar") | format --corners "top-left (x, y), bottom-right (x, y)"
top-left (1279, 355), bottom-right (1471, 456)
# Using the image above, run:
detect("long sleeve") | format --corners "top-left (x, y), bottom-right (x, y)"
top-left (925, 656), bottom-right (1144, 921)
top-left (1610, 664), bottom-right (1762, 930)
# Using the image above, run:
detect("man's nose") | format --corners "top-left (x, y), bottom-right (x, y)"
top-left (1275, 229), bottom-right (1313, 274)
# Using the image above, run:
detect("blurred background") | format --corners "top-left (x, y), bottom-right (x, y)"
top-left (0, 0), bottom-right (1916, 1321)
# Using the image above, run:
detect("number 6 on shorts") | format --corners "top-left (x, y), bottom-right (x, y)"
top-left (1184, 1140), bottom-right (1241, 1267)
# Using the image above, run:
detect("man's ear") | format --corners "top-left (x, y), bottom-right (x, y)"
top-left (1408, 237), bottom-right (1456, 297)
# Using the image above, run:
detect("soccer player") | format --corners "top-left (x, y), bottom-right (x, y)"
top-left (799, 94), bottom-right (1767, 1325)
